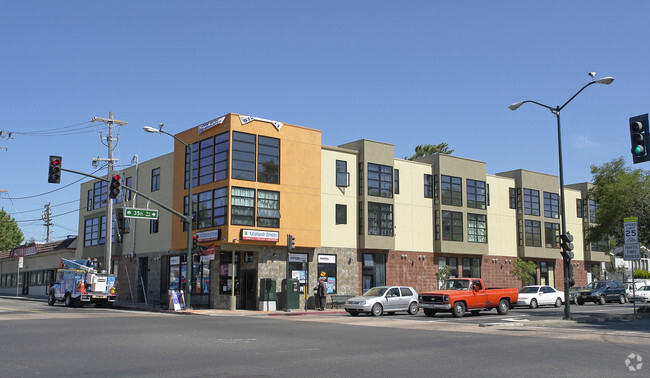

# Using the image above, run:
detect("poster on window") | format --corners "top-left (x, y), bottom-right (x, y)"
top-left (327, 277), bottom-right (336, 294)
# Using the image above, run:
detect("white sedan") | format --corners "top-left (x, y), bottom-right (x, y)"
top-left (515, 285), bottom-right (564, 309)
top-left (629, 285), bottom-right (650, 303)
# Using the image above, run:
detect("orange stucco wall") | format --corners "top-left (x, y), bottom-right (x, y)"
top-left (171, 113), bottom-right (321, 251)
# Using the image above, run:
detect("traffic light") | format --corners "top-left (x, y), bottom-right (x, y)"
top-left (567, 263), bottom-right (575, 287)
top-left (48, 155), bottom-right (62, 184)
top-left (109, 174), bottom-right (121, 199)
top-left (629, 113), bottom-right (650, 164)
top-left (287, 234), bottom-right (295, 251)
top-left (560, 232), bottom-right (574, 260)
top-left (192, 235), bottom-right (199, 250)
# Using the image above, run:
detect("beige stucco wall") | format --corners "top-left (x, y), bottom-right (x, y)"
top-left (486, 175), bottom-right (518, 258)
top-left (393, 159), bottom-right (434, 253)
top-left (320, 146), bottom-right (358, 249)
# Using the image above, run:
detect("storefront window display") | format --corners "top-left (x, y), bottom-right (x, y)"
top-left (289, 253), bottom-right (309, 294)
top-left (219, 252), bottom-right (240, 294)
top-left (317, 254), bottom-right (337, 294)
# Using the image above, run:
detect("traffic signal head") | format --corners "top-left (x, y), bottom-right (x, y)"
top-left (192, 235), bottom-right (199, 250)
top-left (48, 155), bottom-right (62, 184)
top-left (287, 234), bottom-right (295, 251)
top-left (629, 113), bottom-right (650, 164)
top-left (109, 174), bottom-right (121, 199)
top-left (560, 232), bottom-right (574, 260)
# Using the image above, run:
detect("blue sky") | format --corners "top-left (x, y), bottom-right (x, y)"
top-left (1, 1), bottom-right (648, 243)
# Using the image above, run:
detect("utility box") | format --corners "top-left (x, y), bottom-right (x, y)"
top-left (286, 278), bottom-right (300, 310)
top-left (259, 278), bottom-right (277, 311)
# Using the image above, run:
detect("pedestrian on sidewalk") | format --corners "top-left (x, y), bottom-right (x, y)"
top-left (318, 278), bottom-right (328, 311)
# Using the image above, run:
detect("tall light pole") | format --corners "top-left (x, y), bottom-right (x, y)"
top-left (144, 125), bottom-right (194, 309)
top-left (508, 75), bottom-right (614, 320)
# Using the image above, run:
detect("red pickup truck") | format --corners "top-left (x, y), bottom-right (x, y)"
top-left (418, 278), bottom-right (518, 317)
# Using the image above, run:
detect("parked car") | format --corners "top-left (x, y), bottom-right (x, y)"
top-left (623, 280), bottom-right (650, 300)
top-left (575, 280), bottom-right (626, 305)
top-left (344, 286), bottom-right (419, 316)
top-left (569, 286), bottom-right (587, 304)
top-left (629, 285), bottom-right (650, 303)
top-left (515, 285), bottom-right (564, 308)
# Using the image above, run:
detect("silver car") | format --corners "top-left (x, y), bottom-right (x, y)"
top-left (344, 286), bottom-right (419, 316)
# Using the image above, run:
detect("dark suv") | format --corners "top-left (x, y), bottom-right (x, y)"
top-left (576, 280), bottom-right (626, 305)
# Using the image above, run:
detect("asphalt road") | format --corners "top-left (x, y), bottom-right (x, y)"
top-left (1, 298), bottom-right (649, 377)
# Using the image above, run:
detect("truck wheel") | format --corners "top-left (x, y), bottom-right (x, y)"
top-left (618, 294), bottom-right (626, 304)
top-left (371, 303), bottom-right (383, 316)
top-left (554, 298), bottom-right (562, 307)
top-left (423, 309), bottom-right (436, 317)
top-left (576, 298), bottom-right (584, 305)
top-left (529, 299), bottom-right (538, 309)
top-left (598, 295), bottom-right (606, 305)
top-left (64, 294), bottom-right (73, 307)
top-left (408, 302), bottom-right (419, 315)
top-left (452, 302), bottom-right (465, 318)
top-left (48, 291), bottom-right (56, 306)
top-left (497, 299), bottom-right (510, 315)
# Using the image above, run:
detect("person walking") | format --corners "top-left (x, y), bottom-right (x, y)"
top-left (318, 278), bottom-right (328, 311)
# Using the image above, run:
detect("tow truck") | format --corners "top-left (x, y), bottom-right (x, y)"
top-left (48, 258), bottom-right (118, 307)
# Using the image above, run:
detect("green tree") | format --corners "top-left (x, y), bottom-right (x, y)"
top-left (509, 258), bottom-right (537, 286)
top-left (406, 143), bottom-right (454, 160)
top-left (435, 265), bottom-right (451, 286)
top-left (588, 157), bottom-right (650, 246)
top-left (0, 208), bottom-right (24, 251)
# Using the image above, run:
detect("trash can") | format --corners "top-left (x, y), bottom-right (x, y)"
top-left (259, 278), bottom-right (276, 311)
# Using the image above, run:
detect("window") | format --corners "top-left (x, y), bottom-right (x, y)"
top-left (219, 252), bottom-right (240, 294)
top-left (183, 194), bottom-right (198, 231)
top-left (185, 142), bottom-right (198, 189)
top-left (192, 260), bottom-right (210, 295)
top-left (367, 163), bottom-right (393, 198)
top-left (358, 163), bottom-right (364, 195)
top-left (424, 174), bottom-right (433, 198)
top-left (525, 220), bottom-right (542, 247)
top-left (232, 132), bottom-right (256, 181)
top-left (336, 160), bottom-right (349, 187)
top-left (93, 181), bottom-right (107, 210)
top-left (231, 187), bottom-right (255, 226)
top-left (441, 175), bottom-right (462, 206)
top-left (368, 202), bottom-right (393, 236)
top-left (213, 187), bottom-right (227, 226)
top-left (198, 138), bottom-right (214, 186)
top-left (434, 175), bottom-right (439, 203)
top-left (84, 216), bottom-right (106, 246)
top-left (87, 189), bottom-right (93, 211)
top-left (151, 168), bottom-right (160, 192)
top-left (362, 253), bottom-right (386, 291)
top-left (197, 191), bottom-right (213, 229)
top-left (442, 211), bottom-right (463, 241)
top-left (576, 199), bottom-right (584, 218)
top-left (149, 219), bottom-right (159, 234)
top-left (523, 188), bottom-right (540, 216)
top-left (336, 204), bottom-right (347, 225)
top-left (509, 188), bottom-right (517, 209)
top-left (591, 239), bottom-right (608, 252)
top-left (394, 169), bottom-right (400, 194)
top-left (544, 192), bottom-right (559, 218)
top-left (467, 213), bottom-right (487, 243)
top-left (589, 200), bottom-right (598, 223)
top-left (462, 258), bottom-right (481, 278)
top-left (124, 176), bottom-right (132, 202)
top-left (358, 201), bottom-right (363, 235)
top-left (257, 190), bottom-right (280, 228)
top-left (214, 132), bottom-right (229, 182)
top-left (439, 256), bottom-right (459, 278)
top-left (258, 136), bottom-right (280, 184)
top-left (435, 211), bottom-right (440, 240)
top-left (317, 254), bottom-right (337, 294)
top-left (467, 179), bottom-right (486, 209)
top-left (545, 222), bottom-right (560, 248)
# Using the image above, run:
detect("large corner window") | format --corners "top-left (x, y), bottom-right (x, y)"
top-left (93, 181), bottom-right (107, 210)
top-left (442, 211), bottom-right (463, 241)
top-left (367, 163), bottom-right (393, 198)
top-left (525, 220), bottom-right (542, 247)
top-left (523, 188), bottom-right (540, 216)
top-left (214, 132), bottom-right (229, 182)
top-left (232, 132), bottom-right (256, 181)
top-left (467, 213), bottom-right (487, 243)
top-left (197, 191), bottom-right (213, 229)
top-left (545, 222), bottom-right (560, 248)
top-left (257, 190), bottom-right (280, 228)
top-left (231, 187), bottom-right (255, 226)
top-left (336, 160), bottom-right (349, 187)
top-left (258, 136), bottom-right (280, 184)
top-left (588, 200), bottom-right (598, 223)
top-left (544, 192), bottom-right (559, 218)
top-left (213, 187), bottom-right (227, 226)
top-left (441, 175), bottom-right (462, 206)
top-left (467, 179), bottom-right (486, 209)
top-left (368, 202), bottom-right (393, 236)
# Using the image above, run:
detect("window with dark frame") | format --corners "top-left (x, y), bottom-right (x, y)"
top-left (462, 258), bottom-right (481, 278)
top-left (442, 211), bottom-right (463, 241)
top-left (93, 181), bottom-right (107, 209)
top-left (257, 189), bottom-right (280, 228)
top-left (439, 256), bottom-right (459, 278)
top-left (151, 168), bottom-right (161, 192)
top-left (543, 192), bottom-right (559, 218)
top-left (367, 202), bottom-right (393, 236)
top-left (441, 175), bottom-right (462, 206)
top-left (150, 219), bottom-right (159, 234)
top-left (467, 179), bottom-right (486, 209)
top-left (589, 200), bottom-right (598, 223)
top-left (336, 204), bottom-right (347, 224)
top-left (545, 222), bottom-right (560, 248)
top-left (231, 187), bottom-right (255, 226)
top-left (576, 198), bottom-right (584, 218)
top-left (424, 174), bottom-right (433, 198)
top-left (467, 213), bottom-right (487, 243)
top-left (232, 132), bottom-right (256, 181)
top-left (219, 252), bottom-right (240, 294)
top-left (367, 163), bottom-right (393, 198)
top-left (197, 191), bottom-right (213, 229)
top-left (257, 135), bottom-right (280, 184)
top-left (183, 194), bottom-right (198, 231)
top-left (525, 219), bottom-right (542, 247)
top-left (336, 160), bottom-right (349, 187)
top-left (523, 188), bottom-right (540, 216)
top-left (213, 187), bottom-right (227, 226)
top-left (394, 169), bottom-right (399, 194)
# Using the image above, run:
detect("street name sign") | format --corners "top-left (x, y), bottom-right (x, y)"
top-left (124, 208), bottom-right (159, 220)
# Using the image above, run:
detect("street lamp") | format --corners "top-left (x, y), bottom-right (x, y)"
top-left (143, 124), bottom-right (194, 309)
top-left (508, 75), bottom-right (614, 320)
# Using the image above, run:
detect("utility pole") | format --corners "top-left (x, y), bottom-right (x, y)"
top-left (42, 203), bottom-right (53, 242)
top-left (92, 112), bottom-right (128, 274)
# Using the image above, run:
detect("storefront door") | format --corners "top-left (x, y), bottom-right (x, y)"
top-left (241, 270), bottom-right (256, 310)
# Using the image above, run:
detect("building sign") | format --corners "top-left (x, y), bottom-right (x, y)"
top-left (318, 254), bottom-right (336, 264)
top-left (241, 229), bottom-right (279, 242)
top-left (289, 253), bottom-right (308, 263)
top-left (197, 116), bottom-right (225, 134)
top-left (170, 256), bottom-right (180, 265)
top-left (238, 115), bottom-right (283, 131)
top-left (11, 244), bottom-right (37, 258)
top-left (197, 230), bottom-right (221, 242)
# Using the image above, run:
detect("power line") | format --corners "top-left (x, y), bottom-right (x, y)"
top-left (0, 167), bottom-right (104, 200)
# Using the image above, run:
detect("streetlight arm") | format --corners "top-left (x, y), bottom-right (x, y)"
top-left (558, 81), bottom-right (597, 112)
